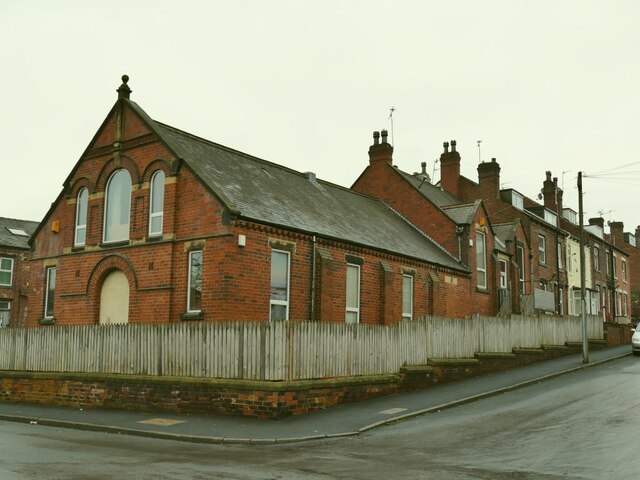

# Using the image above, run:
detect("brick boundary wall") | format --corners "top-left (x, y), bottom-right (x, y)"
top-left (0, 340), bottom-right (609, 419)
top-left (603, 322), bottom-right (634, 347)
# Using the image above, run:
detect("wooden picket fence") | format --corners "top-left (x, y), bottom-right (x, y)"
top-left (0, 314), bottom-right (603, 381)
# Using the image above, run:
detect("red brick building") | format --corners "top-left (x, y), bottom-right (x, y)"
top-left (605, 220), bottom-right (633, 322)
top-left (352, 136), bottom-right (502, 316)
top-left (26, 76), bottom-right (473, 327)
top-left (436, 146), bottom-right (568, 315)
top-left (0, 217), bottom-right (38, 327)
top-left (539, 170), bottom-right (631, 322)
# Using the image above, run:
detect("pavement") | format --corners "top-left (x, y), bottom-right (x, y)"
top-left (0, 344), bottom-right (632, 445)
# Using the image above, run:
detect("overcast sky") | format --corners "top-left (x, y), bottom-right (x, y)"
top-left (2, 0), bottom-right (640, 234)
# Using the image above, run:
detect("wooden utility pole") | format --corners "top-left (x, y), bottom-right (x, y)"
top-left (578, 172), bottom-right (589, 363)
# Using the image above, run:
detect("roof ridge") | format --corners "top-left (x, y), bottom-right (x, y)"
top-left (395, 166), bottom-right (461, 208)
top-left (0, 217), bottom-right (39, 225)
top-left (155, 120), bottom-right (391, 202)
top-left (154, 121), bottom-right (313, 177)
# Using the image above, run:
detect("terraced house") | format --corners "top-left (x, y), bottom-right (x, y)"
top-left (533, 170), bottom-right (630, 322)
top-left (352, 137), bottom-right (503, 316)
top-left (437, 150), bottom-right (568, 316)
top-left (0, 217), bottom-right (38, 327)
top-left (26, 76), bottom-right (473, 327)
top-left (602, 220), bottom-right (633, 322)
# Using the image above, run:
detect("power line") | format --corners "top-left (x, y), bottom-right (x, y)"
top-left (582, 177), bottom-right (640, 187)
top-left (587, 159), bottom-right (640, 176)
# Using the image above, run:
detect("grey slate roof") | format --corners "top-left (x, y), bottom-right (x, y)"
top-left (122, 105), bottom-right (465, 272)
top-left (493, 222), bottom-right (518, 244)
top-left (441, 201), bottom-right (480, 225)
top-left (395, 169), bottom-right (482, 226)
top-left (396, 170), bottom-right (459, 208)
top-left (0, 217), bottom-right (38, 249)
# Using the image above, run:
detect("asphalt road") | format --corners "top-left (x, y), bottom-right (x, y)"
top-left (2, 356), bottom-right (639, 480)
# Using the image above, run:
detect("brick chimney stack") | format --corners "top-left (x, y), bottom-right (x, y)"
top-left (477, 158), bottom-right (501, 200)
top-left (368, 130), bottom-right (393, 166)
top-left (542, 171), bottom-right (564, 213)
top-left (440, 140), bottom-right (461, 196)
top-left (553, 176), bottom-right (563, 213)
top-left (609, 221), bottom-right (624, 245)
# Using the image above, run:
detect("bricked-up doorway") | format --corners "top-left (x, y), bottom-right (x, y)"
top-left (99, 270), bottom-right (129, 324)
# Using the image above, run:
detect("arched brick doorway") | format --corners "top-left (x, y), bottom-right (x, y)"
top-left (99, 269), bottom-right (130, 324)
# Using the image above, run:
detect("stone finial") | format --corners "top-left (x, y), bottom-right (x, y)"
top-left (373, 131), bottom-right (380, 145)
top-left (117, 74), bottom-right (132, 99)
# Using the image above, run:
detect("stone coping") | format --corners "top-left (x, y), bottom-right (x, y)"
top-left (0, 370), bottom-right (399, 392)
top-left (427, 358), bottom-right (480, 366)
top-left (399, 365), bottom-right (434, 374)
top-left (474, 352), bottom-right (517, 360)
top-left (512, 348), bottom-right (545, 355)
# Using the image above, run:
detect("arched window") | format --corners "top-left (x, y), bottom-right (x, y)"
top-left (149, 170), bottom-right (165, 237)
top-left (74, 188), bottom-right (88, 246)
top-left (103, 169), bottom-right (131, 243)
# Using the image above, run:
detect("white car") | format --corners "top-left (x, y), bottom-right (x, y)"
top-left (633, 327), bottom-right (640, 356)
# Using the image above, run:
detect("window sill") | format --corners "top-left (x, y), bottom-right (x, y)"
top-left (39, 317), bottom-right (55, 325)
top-left (180, 311), bottom-right (204, 321)
top-left (71, 246), bottom-right (85, 252)
top-left (100, 240), bottom-right (130, 249)
top-left (476, 287), bottom-right (490, 295)
top-left (145, 235), bottom-right (163, 243)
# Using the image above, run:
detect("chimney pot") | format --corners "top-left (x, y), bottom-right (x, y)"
top-left (546, 171), bottom-right (552, 181)
top-left (381, 130), bottom-right (388, 144)
top-left (443, 141), bottom-right (449, 153)
top-left (373, 131), bottom-right (380, 145)
top-left (491, 157), bottom-right (496, 163)
top-left (421, 161), bottom-right (427, 174)
top-left (451, 140), bottom-right (457, 152)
